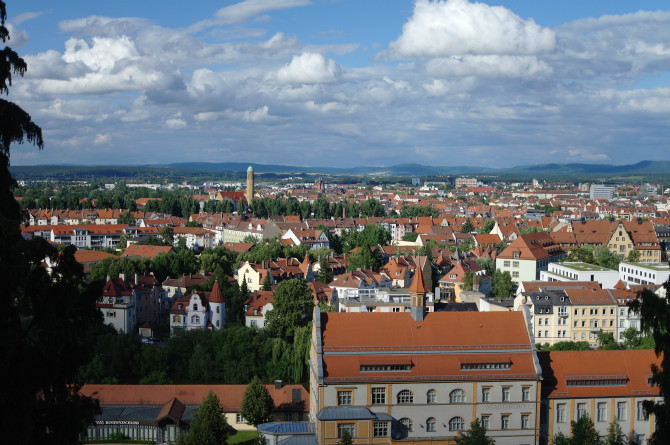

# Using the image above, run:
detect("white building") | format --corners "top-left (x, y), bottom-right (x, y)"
top-left (619, 262), bottom-right (670, 287)
top-left (590, 184), bottom-right (615, 200)
top-left (169, 280), bottom-right (226, 333)
top-left (540, 262), bottom-right (620, 289)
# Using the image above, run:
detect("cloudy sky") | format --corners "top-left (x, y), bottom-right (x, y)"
top-left (6, 0), bottom-right (670, 168)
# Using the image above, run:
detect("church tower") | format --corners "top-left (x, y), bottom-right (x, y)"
top-left (245, 165), bottom-right (255, 205)
top-left (409, 258), bottom-right (429, 321)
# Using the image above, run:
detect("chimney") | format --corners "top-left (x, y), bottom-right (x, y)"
top-left (135, 273), bottom-right (139, 285)
top-left (119, 273), bottom-right (125, 281)
top-left (106, 274), bottom-right (110, 282)
top-left (274, 379), bottom-right (283, 389)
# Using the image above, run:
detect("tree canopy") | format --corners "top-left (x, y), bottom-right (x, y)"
top-left (1, 3), bottom-right (102, 442)
top-left (454, 419), bottom-right (494, 445)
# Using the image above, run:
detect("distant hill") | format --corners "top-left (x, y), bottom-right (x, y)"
top-left (10, 160), bottom-right (670, 179)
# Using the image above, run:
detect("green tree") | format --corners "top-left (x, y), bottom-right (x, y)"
top-left (360, 198), bottom-right (385, 217)
top-left (317, 255), bottom-right (334, 284)
top-left (569, 414), bottom-right (601, 445)
top-left (461, 271), bottom-right (475, 292)
top-left (241, 376), bottom-right (275, 427)
top-left (262, 269), bottom-right (273, 291)
top-left (492, 269), bottom-right (514, 299)
top-left (596, 331), bottom-right (619, 350)
top-left (549, 341), bottom-right (591, 351)
top-left (337, 429), bottom-right (353, 445)
top-left (605, 419), bottom-right (625, 445)
top-left (117, 210), bottom-right (136, 226)
top-left (594, 245), bottom-right (620, 270)
top-left (184, 391), bottom-right (232, 445)
top-left (0, 6), bottom-right (103, 440)
top-left (628, 280), bottom-right (670, 445)
top-left (565, 245), bottom-right (595, 264)
top-left (461, 218), bottom-right (474, 233)
top-left (402, 232), bottom-right (419, 242)
top-left (347, 243), bottom-right (385, 271)
top-left (455, 418), bottom-right (494, 445)
top-left (477, 219), bottom-right (496, 234)
top-left (266, 279), bottom-right (314, 341)
top-left (160, 226), bottom-right (174, 246)
top-left (626, 247), bottom-right (641, 263)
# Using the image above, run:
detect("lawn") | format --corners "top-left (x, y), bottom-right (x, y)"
top-left (228, 430), bottom-right (258, 445)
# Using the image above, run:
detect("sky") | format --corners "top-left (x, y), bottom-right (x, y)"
top-left (6, 0), bottom-right (670, 168)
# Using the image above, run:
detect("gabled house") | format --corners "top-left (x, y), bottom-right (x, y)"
top-left (169, 280), bottom-right (226, 333)
top-left (496, 233), bottom-right (567, 286)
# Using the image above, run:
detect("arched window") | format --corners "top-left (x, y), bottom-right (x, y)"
top-left (449, 389), bottom-right (466, 403)
top-left (399, 418), bottom-right (413, 433)
top-left (427, 389), bottom-right (437, 404)
top-left (397, 390), bottom-right (414, 404)
top-left (194, 303), bottom-right (198, 311)
top-left (426, 417), bottom-right (436, 432)
top-left (191, 315), bottom-right (200, 324)
top-left (216, 306), bottom-right (220, 313)
top-left (448, 417), bottom-right (465, 431)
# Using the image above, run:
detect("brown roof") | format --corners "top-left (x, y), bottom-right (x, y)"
top-left (74, 249), bottom-right (116, 264)
top-left (209, 280), bottom-right (225, 303)
top-left (408, 259), bottom-right (429, 294)
top-left (539, 350), bottom-right (661, 399)
top-left (122, 244), bottom-right (174, 259)
top-left (80, 384), bottom-right (309, 412)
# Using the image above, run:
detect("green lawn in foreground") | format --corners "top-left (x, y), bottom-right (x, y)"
top-left (229, 430), bottom-right (258, 445)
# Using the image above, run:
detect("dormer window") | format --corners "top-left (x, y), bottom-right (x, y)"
top-left (513, 252), bottom-right (520, 259)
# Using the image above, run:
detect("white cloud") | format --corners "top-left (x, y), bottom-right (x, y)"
top-left (426, 55), bottom-right (552, 78)
top-left (273, 52), bottom-right (341, 84)
top-left (387, 0), bottom-right (556, 59)
top-left (94, 133), bottom-right (111, 144)
top-left (5, 23), bottom-right (29, 48)
top-left (214, 0), bottom-right (311, 24)
top-left (166, 118), bottom-right (187, 129)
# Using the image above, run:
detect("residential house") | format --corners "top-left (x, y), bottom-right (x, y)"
top-left (564, 288), bottom-right (617, 346)
top-left (514, 290), bottom-right (572, 346)
top-left (169, 280), bottom-right (226, 333)
top-left (496, 233), bottom-right (567, 286)
top-left (244, 290), bottom-right (274, 328)
top-left (539, 262), bottom-right (620, 289)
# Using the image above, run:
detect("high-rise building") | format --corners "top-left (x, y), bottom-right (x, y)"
top-left (589, 184), bottom-right (614, 200)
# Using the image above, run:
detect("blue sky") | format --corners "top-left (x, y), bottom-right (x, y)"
top-left (6, 0), bottom-right (670, 168)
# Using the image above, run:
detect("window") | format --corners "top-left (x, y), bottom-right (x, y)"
top-left (427, 389), bottom-right (437, 404)
top-left (337, 391), bottom-right (352, 406)
top-left (522, 387), bottom-right (531, 402)
top-left (513, 261), bottom-right (519, 267)
top-left (617, 402), bottom-right (627, 421)
top-left (373, 422), bottom-right (388, 437)
top-left (338, 423), bottom-right (354, 438)
top-left (502, 387), bottom-right (510, 402)
top-left (372, 387), bottom-right (386, 405)
top-left (236, 414), bottom-right (245, 423)
top-left (449, 389), bottom-right (466, 403)
top-left (216, 306), bottom-right (220, 313)
top-left (538, 318), bottom-right (543, 326)
top-left (250, 320), bottom-right (257, 327)
top-left (193, 303), bottom-right (198, 311)
top-left (577, 403), bottom-right (587, 419)
top-left (557, 403), bottom-right (566, 423)
top-left (191, 315), bottom-right (200, 324)
top-left (397, 390), bottom-right (414, 404)
top-left (399, 418), bottom-right (413, 433)
top-left (637, 401), bottom-right (649, 421)
top-left (504, 261), bottom-right (510, 267)
top-left (513, 251), bottom-right (520, 259)
top-left (513, 271), bottom-right (519, 278)
top-left (426, 417), bottom-right (436, 432)
top-left (501, 415), bottom-right (509, 430)
top-left (481, 387), bottom-right (490, 402)
top-left (558, 306), bottom-right (567, 316)
top-left (449, 417), bottom-right (465, 431)
top-left (480, 415), bottom-right (490, 430)
top-left (521, 414), bottom-right (530, 429)
top-left (597, 402), bottom-right (607, 422)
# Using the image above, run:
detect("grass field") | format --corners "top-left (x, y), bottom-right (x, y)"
top-left (229, 430), bottom-right (258, 445)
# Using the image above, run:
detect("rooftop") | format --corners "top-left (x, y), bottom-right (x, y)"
top-left (624, 262), bottom-right (670, 271)
top-left (556, 261), bottom-right (614, 272)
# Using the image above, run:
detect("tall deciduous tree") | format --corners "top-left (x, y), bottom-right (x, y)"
top-left (492, 269), bottom-right (514, 299)
top-left (241, 376), bottom-right (275, 427)
top-left (265, 279), bottom-right (314, 342)
top-left (1, 3), bottom-right (103, 442)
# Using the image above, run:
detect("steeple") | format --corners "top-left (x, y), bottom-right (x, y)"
top-left (409, 258), bottom-right (429, 321)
